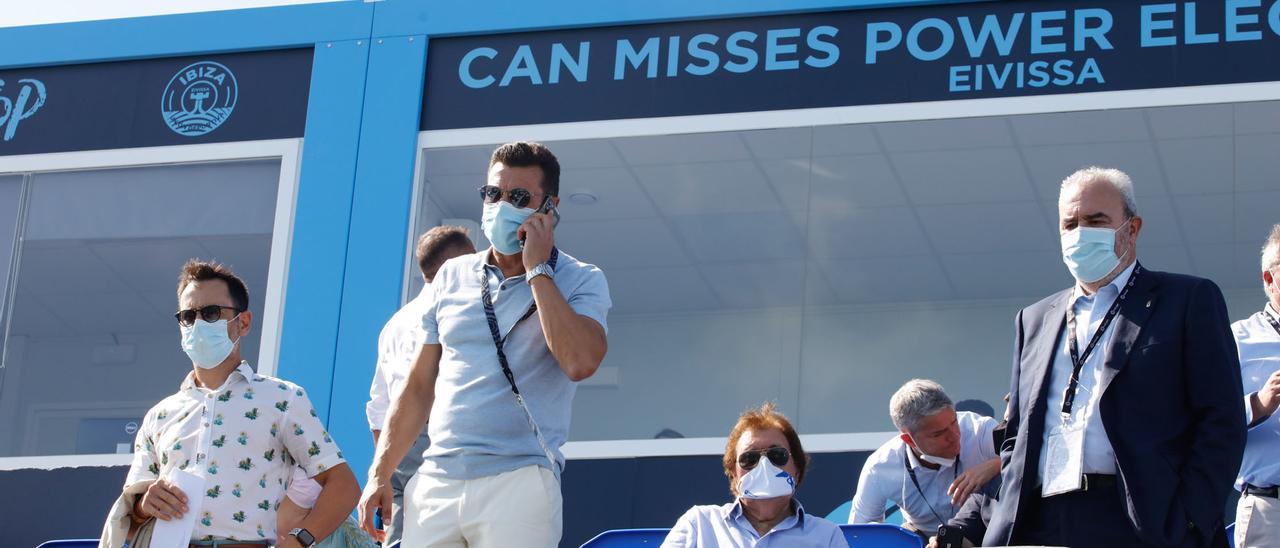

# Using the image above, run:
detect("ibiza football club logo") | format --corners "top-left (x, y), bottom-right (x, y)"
top-left (161, 61), bottom-right (238, 137)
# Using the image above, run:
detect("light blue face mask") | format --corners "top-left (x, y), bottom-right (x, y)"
top-left (482, 200), bottom-right (534, 255)
top-left (1061, 219), bottom-right (1132, 284)
top-left (181, 316), bottom-right (240, 369)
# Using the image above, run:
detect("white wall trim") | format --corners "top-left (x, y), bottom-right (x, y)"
top-left (420, 81), bottom-right (1280, 147)
top-left (0, 453), bottom-right (132, 471)
top-left (562, 431), bottom-right (896, 460)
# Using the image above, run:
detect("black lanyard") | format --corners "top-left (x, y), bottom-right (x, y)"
top-left (1061, 264), bottom-right (1141, 420)
top-left (903, 448), bottom-right (962, 523)
top-left (1264, 308), bottom-right (1280, 338)
top-left (478, 248), bottom-right (558, 395)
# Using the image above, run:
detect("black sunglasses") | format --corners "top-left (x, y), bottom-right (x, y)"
top-left (174, 304), bottom-right (241, 327)
top-left (737, 446), bottom-right (790, 470)
top-left (479, 185), bottom-right (542, 209)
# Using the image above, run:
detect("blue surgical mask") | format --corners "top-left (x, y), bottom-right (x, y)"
top-left (1061, 219), bottom-right (1132, 284)
top-left (181, 317), bottom-right (239, 369)
top-left (482, 200), bottom-right (534, 255)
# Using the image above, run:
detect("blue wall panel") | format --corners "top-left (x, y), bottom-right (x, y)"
top-left (275, 40), bottom-right (372, 414)
top-left (326, 33), bottom-right (430, 484)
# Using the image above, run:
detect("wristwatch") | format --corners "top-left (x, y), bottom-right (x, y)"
top-left (289, 527), bottom-right (316, 547)
top-left (526, 262), bottom-right (555, 283)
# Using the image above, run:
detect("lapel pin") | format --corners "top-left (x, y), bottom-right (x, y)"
top-left (1146, 300), bottom-right (1152, 308)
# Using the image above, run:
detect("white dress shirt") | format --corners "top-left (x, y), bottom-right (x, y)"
top-left (663, 500), bottom-right (848, 548)
top-left (849, 411), bottom-right (998, 532)
top-left (1233, 303), bottom-right (1280, 490)
top-left (1038, 262), bottom-right (1137, 483)
top-left (366, 284), bottom-right (434, 431)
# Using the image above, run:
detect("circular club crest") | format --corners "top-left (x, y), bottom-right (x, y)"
top-left (161, 61), bottom-right (238, 137)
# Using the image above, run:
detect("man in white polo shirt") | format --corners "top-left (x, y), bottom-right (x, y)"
top-left (1232, 223), bottom-right (1280, 548)
top-left (850, 379), bottom-right (1000, 541)
top-left (365, 226), bottom-right (474, 544)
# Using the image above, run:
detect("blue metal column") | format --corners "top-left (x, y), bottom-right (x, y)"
top-left (326, 31), bottom-right (429, 484)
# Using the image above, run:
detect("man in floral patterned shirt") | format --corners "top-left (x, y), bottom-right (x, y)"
top-left (105, 260), bottom-right (359, 547)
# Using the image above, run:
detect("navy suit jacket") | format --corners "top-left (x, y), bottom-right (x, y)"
top-left (983, 264), bottom-right (1245, 547)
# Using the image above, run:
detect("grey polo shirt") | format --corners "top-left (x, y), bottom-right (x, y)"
top-left (418, 248), bottom-right (610, 481)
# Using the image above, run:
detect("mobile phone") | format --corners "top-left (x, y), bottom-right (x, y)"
top-left (937, 524), bottom-right (966, 548)
top-left (519, 196), bottom-right (560, 247)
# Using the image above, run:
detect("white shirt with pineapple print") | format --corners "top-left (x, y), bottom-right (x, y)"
top-left (124, 362), bottom-right (345, 543)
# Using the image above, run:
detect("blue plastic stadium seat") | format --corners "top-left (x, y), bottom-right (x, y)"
top-left (840, 523), bottom-right (923, 547)
top-left (35, 541), bottom-right (99, 548)
top-left (581, 528), bottom-right (670, 546)
top-left (387, 541), bottom-right (402, 548)
top-left (1226, 522), bottom-right (1236, 548)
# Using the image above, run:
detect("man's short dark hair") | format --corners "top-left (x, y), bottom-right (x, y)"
top-left (417, 226), bottom-right (474, 281)
top-left (177, 259), bottom-right (250, 311)
top-left (490, 141), bottom-right (560, 197)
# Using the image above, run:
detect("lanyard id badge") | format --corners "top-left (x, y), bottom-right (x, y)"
top-left (1041, 421), bottom-right (1085, 496)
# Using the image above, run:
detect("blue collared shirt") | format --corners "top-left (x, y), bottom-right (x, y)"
top-left (663, 500), bottom-right (848, 548)
top-left (1039, 261), bottom-right (1137, 480)
top-left (1233, 304), bottom-right (1280, 489)
top-left (419, 248), bottom-right (610, 481)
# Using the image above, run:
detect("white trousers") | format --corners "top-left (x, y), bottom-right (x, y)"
top-left (1236, 493), bottom-right (1280, 548)
top-left (402, 464), bottom-right (562, 548)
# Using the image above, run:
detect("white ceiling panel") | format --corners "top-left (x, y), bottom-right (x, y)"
top-left (1147, 104), bottom-right (1234, 139)
top-left (17, 243), bottom-right (128, 295)
top-left (1171, 193), bottom-right (1234, 244)
top-left (557, 167), bottom-right (658, 221)
top-left (939, 250), bottom-right (1070, 299)
top-left (7, 290), bottom-right (69, 337)
top-left (812, 124), bottom-right (881, 157)
top-left (702, 260), bottom-right (808, 308)
top-left (916, 202), bottom-right (1054, 254)
top-left (816, 255), bottom-right (953, 304)
top-left (1235, 133), bottom-right (1280, 192)
top-left (893, 148), bottom-right (1034, 205)
top-left (421, 146), bottom-right (494, 176)
top-left (615, 133), bottom-right (752, 165)
top-left (669, 212), bottom-right (805, 263)
top-left (633, 161), bottom-right (778, 216)
top-left (741, 127), bottom-right (814, 160)
top-left (1139, 244), bottom-right (1194, 276)
top-left (544, 139), bottom-right (625, 169)
top-left (1235, 101), bottom-right (1280, 135)
top-left (1022, 142), bottom-right (1164, 200)
top-left (1126, 195), bottom-right (1183, 247)
top-left (1011, 109), bottom-right (1150, 145)
top-left (603, 265), bottom-right (718, 314)
top-left (423, 173), bottom-right (484, 219)
top-left (807, 206), bottom-right (930, 259)
top-left (1157, 137), bottom-right (1234, 194)
top-left (36, 291), bottom-right (164, 336)
top-left (1188, 243), bottom-right (1257, 291)
top-left (1235, 190), bottom-right (1280, 243)
top-left (809, 154), bottom-right (909, 209)
top-left (876, 117), bottom-right (1014, 152)
top-left (555, 217), bottom-right (689, 269)
top-left (758, 158), bottom-right (812, 215)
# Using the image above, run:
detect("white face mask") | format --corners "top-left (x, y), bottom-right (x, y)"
top-left (181, 317), bottom-right (239, 369)
top-left (1061, 218), bottom-right (1132, 284)
top-left (917, 451), bottom-right (957, 469)
top-left (738, 456), bottom-right (796, 500)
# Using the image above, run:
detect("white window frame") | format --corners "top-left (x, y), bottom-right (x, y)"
top-left (0, 138), bottom-right (302, 470)
top-left (413, 81), bottom-right (1280, 459)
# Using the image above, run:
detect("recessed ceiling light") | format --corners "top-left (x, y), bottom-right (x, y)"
top-left (568, 192), bottom-right (598, 205)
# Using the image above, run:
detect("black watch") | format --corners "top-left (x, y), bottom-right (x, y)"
top-left (289, 527), bottom-right (316, 547)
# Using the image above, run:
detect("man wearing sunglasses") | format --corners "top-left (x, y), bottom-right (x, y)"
top-left (849, 379), bottom-right (1000, 542)
top-left (101, 260), bottom-right (360, 548)
top-left (360, 142), bottom-right (611, 548)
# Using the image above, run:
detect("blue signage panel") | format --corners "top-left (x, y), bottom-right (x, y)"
top-left (423, 0), bottom-right (1280, 130)
top-left (0, 48), bottom-right (312, 156)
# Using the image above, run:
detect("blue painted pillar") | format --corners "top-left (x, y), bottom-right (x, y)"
top-left (277, 39), bottom-right (371, 416)
top-left (327, 33), bottom-right (429, 484)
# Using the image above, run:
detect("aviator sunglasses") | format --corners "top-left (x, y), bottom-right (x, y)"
top-left (737, 446), bottom-right (791, 470)
top-left (478, 185), bottom-right (545, 209)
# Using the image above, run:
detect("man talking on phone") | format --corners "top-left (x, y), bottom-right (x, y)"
top-left (359, 141), bottom-right (611, 548)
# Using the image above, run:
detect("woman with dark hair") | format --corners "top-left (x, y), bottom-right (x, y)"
top-left (662, 403), bottom-right (848, 547)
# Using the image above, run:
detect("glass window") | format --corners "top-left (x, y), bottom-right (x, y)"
top-left (413, 101), bottom-right (1280, 442)
top-left (0, 160), bottom-right (281, 457)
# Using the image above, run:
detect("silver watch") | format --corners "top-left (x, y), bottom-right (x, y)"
top-left (526, 262), bottom-right (555, 283)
